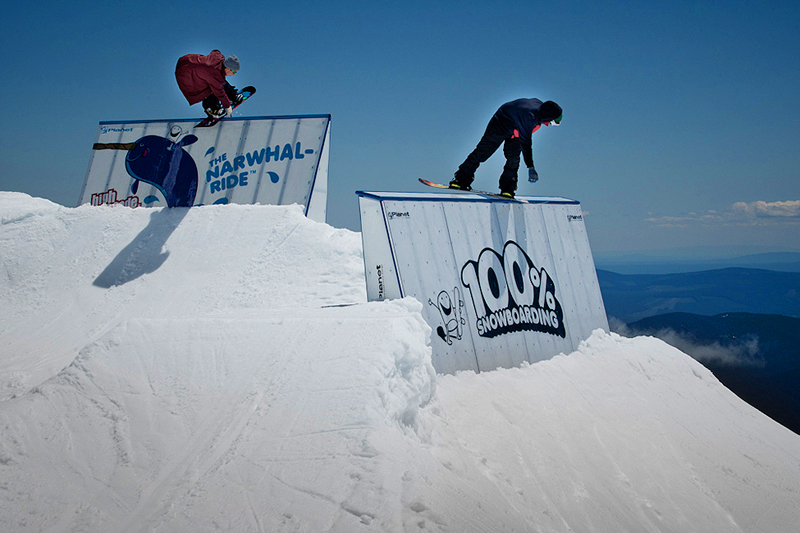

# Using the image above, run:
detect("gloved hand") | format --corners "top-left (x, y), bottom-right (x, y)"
top-left (225, 106), bottom-right (233, 117)
top-left (528, 166), bottom-right (539, 183)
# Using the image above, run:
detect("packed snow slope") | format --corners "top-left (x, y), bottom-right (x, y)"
top-left (1, 192), bottom-right (799, 533)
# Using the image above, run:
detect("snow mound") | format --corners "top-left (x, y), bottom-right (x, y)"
top-left (407, 330), bottom-right (800, 532)
top-left (0, 193), bottom-right (366, 400)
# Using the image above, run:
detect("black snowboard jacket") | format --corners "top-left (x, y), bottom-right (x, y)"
top-left (493, 98), bottom-right (547, 168)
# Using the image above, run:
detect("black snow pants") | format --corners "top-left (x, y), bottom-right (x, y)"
top-left (454, 115), bottom-right (521, 193)
top-left (202, 82), bottom-right (238, 112)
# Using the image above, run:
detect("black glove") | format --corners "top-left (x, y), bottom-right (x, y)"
top-left (528, 166), bottom-right (539, 183)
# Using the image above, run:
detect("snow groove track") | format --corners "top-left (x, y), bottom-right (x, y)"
top-left (1, 305), bottom-right (436, 532)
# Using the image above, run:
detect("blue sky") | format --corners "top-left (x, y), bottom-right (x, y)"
top-left (1, 0), bottom-right (798, 256)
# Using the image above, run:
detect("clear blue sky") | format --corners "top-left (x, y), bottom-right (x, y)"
top-left (2, 0), bottom-right (798, 256)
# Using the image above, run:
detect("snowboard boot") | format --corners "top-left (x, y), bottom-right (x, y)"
top-left (449, 175), bottom-right (474, 191)
top-left (499, 190), bottom-right (515, 199)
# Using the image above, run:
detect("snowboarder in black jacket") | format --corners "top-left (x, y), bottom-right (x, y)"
top-left (451, 98), bottom-right (562, 197)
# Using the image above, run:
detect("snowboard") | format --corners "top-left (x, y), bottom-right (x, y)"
top-left (418, 178), bottom-right (529, 203)
top-left (195, 86), bottom-right (256, 128)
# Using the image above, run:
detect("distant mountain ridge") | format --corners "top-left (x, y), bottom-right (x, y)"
top-left (595, 251), bottom-right (800, 274)
top-left (597, 267), bottom-right (800, 323)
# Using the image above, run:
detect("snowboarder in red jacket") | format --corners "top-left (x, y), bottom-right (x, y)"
top-left (175, 50), bottom-right (242, 118)
top-left (451, 98), bottom-right (562, 198)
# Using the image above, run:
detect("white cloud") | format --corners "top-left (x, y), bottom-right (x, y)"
top-left (609, 319), bottom-right (764, 368)
top-left (651, 328), bottom-right (764, 367)
top-left (733, 200), bottom-right (800, 218)
top-left (646, 200), bottom-right (800, 227)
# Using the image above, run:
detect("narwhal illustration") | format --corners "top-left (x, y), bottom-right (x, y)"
top-left (93, 126), bottom-right (199, 207)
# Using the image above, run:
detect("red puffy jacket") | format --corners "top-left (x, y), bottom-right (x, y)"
top-left (175, 50), bottom-right (231, 108)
